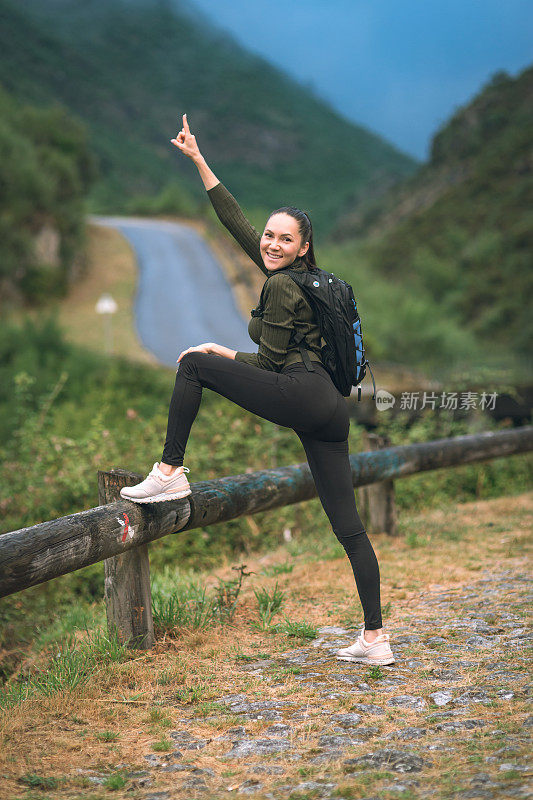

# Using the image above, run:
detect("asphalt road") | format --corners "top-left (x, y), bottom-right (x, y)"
top-left (91, 216), bottom-right (252, 367)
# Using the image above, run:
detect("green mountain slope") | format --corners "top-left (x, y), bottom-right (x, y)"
top-left (0, 87), bottom-right (96, 304)
top-left (0, 0), bottom-right (416, 235)
top-left (334, 67), bottom-right (533, 365)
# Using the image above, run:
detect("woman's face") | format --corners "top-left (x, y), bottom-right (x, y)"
top-left (260, 213), bottom-right (309, 271)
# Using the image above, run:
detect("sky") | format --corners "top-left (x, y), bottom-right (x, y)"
top-left (189, 0), bottom-right (532, 161)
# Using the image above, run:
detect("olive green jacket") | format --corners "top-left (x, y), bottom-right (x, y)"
top-left (207, 182), bottom-right (323, 372)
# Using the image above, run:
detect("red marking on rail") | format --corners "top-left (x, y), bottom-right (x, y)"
top-left (121, 513), bottom-right (130, 543)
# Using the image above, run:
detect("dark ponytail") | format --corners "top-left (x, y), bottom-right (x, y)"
top-left (268, 206), bottom-right (317, 270)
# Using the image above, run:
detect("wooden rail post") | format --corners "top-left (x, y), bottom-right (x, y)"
top-left (98, 469), bottom-right (155, 649)
top-left (358, 433), bottom-right (398, 536)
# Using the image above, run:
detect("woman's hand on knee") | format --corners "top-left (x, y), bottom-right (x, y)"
top-left (176, 343), bottom-right (236, 368)
top-left (177, 342), bottom-right (217, 364)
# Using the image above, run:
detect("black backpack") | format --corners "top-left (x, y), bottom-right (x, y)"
top-left (253, 266), bottom-right (376, 400)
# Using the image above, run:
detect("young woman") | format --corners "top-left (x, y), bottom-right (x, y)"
top-left (121, 114), bottom-right (395, 666)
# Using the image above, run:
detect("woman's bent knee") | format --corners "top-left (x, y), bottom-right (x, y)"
top-left (177, 350), bottom-right (209, 377)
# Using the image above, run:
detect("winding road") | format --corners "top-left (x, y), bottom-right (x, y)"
top-left (92, 216), bottom-right (252, 367)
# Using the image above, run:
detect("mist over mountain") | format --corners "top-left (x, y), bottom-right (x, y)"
top-left (189, 0), bottom-right (533, 160)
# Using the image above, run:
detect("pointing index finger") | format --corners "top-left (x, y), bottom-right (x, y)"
top-left (182, 113), bottom-right (190, 133)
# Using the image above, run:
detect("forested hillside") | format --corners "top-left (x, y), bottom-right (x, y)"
top-left (0, 87), bottom-right (96, 304)
top-left (334, 67), bottom-right (533, 364)
top-left (0, 0), bottom-right (416, 236)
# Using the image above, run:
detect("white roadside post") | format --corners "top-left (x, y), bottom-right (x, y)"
top-left (95, 293), bottom-right (118, 355)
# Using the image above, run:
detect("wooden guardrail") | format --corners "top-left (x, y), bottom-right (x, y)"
top-left (1, 426), bottom-right (531, 648)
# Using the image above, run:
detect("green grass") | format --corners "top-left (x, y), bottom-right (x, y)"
top-left (151, 737), bottom-right (173, 752)
top-left (233, 651), bottom-right (272, 663)
top-left (95, 730), bottom-right (119, 742)
top-left (103, 771), bottom-right (128, 790)
top-left (18, 773), bottom-right (61, 790)
top-left (0, 628), bottom-right (130, 710)
top-left (151, 583), bottom-right (216, 633)
top-left (261, 561), bottom-right (295, 576)
top-left (150, 563), bottom-right (252, 633)
top-left (254, 582), bottom-right (286, 629)
top-left (280, 619), bottom-right (318, 640)
top-left (156, 667), bottom-right (183, 686)
top-left (363, 666), bottom-right (384, 681)
top-left (147, 708), bottom-right (173, 728)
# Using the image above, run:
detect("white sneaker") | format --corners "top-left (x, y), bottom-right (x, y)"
top-left (120, 463), bottom-right (191, 503)
top-left (336, 627), bottom-right (395, 666)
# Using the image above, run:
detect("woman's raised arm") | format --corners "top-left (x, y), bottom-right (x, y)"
top-left (171, 113), bottom-right (219, 190)
top-left (171, 114), bottom-right (267, 275)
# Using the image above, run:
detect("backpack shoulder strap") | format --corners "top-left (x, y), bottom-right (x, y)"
top-left (284, 269), bottom-right (317, 373)
top-left (291, 329), bottom-right (315, 372)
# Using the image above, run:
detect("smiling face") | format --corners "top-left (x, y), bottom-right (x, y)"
top-left (260, 213), bottom-right (309, 271)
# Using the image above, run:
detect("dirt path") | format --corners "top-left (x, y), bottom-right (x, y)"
top-left (1, 493), bottom-right (531, 800)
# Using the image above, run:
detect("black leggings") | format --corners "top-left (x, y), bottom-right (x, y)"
top-left (162, 352), bottom-right (383, 630)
